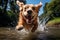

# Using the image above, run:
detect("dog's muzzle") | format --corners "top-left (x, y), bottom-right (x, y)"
top-left (23, 10), bottom-right (33, 24)
top-left (25, 15), bottom-right (34, 24)
top-left (27, 10), bottom-right (32, 15)
top-left (23, 10), bottom-right (34, 24)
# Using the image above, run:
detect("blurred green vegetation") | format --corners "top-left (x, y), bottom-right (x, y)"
top-left (0, 0), bottom-right (26, 27)
top-left (39, 0), bottom-right (60, 25)
top-left (46, 17), bottom-right (60, 26)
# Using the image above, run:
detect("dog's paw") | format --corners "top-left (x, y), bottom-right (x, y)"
top-left (16, 25), bottom-right (24, 30)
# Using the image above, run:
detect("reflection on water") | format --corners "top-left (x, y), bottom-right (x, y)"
top-left (0, 27), bottom-right (60, 40)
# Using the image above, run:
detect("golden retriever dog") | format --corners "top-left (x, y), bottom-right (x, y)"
top-left (16, 0), bottom-right (42, 32)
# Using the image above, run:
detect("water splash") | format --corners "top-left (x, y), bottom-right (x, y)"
top-left (37, 17), bottom-right (46, 31)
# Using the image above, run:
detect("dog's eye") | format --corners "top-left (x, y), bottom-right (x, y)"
top-left (25, 7), bottom-right (27, 9)
top-left (32, 7), bottom-right (35, 10)
top-left (25, 7), bottom-right (29, 9)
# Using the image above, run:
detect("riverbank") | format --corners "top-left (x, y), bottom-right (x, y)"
top-left (46, 18), bottom-right (60, 27)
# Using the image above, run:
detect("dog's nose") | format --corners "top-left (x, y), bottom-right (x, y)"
top-left (27, 10), bottom-right (32, 15)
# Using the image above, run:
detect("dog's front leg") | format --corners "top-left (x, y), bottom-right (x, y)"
top-left (31, 22), bottom-right (38, 32)
top-left (16, 13), bottom-right (24, 30)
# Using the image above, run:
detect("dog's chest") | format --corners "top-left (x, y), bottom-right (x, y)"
top-left (23, 23), bottom-right (34, 31)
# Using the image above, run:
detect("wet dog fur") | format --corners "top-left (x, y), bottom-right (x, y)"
top-left (16, 0), bottom-right (42, 32)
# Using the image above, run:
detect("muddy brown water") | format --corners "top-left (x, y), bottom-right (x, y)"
top-left (0, 27), bottom-right (60, 40)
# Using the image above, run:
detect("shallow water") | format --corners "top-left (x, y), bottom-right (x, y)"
top-left (0, 27), bottom-right (60, 40)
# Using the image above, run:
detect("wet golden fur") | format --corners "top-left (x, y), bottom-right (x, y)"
top-left (16, 1), bottom-right (42, 32)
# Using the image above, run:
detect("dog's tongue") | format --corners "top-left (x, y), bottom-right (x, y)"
top-left (27, 16), bottom-right (31, 23)
top-left (28, 16), bottom-right (31, 20)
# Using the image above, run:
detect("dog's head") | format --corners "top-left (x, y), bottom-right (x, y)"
top-left (16, 1), bottom-right (42, 24)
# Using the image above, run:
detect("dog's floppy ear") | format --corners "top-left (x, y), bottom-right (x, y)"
top-left (36, 2), bottom-right (42, 10)
top-left (16, 0), bottom-right (24, 7)
top-left (16, 0), bottom-right (24, 11)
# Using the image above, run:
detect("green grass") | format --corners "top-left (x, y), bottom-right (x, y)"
top-left (46, 17), bottom-right (60, 25)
